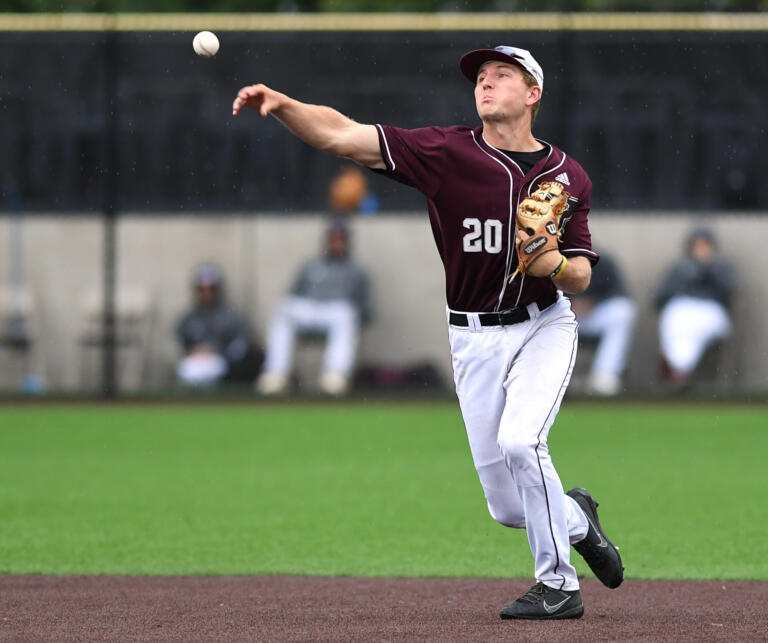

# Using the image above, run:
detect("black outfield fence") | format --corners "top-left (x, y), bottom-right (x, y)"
top-left (1, 12), bottom-right (768, 214)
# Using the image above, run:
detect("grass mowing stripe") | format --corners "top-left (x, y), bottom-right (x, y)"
top-left (0, 403), bottom-right (766, 579)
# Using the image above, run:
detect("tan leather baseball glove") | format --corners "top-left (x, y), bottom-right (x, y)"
top-left (509, 181), bottom-right (570, 282)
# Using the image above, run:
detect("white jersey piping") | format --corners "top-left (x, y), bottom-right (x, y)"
top-left (472, 130), bottom-right (517, 312)
top-left (562, 247), bottom-right (599, 257)
top-left (375, 124), bottom-right (396, 172)
top-left (478, 135), bottom-right (565, 309)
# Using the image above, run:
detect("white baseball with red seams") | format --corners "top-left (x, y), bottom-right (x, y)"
top-left (193, 31), bottom-right (219, 58)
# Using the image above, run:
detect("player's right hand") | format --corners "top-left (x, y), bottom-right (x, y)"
top-left (232, 84), bottom-right (284, 117)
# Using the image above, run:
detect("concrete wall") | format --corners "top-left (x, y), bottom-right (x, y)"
top-left (1, 212), bottom-right (766, 393)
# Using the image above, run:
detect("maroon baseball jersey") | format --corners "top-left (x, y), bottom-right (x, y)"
top-left (374, 124), bottom-right (598, 313)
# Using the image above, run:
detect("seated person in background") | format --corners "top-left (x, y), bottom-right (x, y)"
top-left (256, 221), bottom-right (372, 396)
top-left (654, 226), bottom-right (737, 388)
top-left (570, 250), bottom-right (636, 396)
top-left (176, 263), bottom-right (262, 386)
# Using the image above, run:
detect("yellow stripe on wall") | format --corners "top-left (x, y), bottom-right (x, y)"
top-left (0, 12), bottom-right (767, 32)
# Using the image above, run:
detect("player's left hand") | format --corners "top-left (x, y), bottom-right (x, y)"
top-left (515, 228), bottom-right (563, 277)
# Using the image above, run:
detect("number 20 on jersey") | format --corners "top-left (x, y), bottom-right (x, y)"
top-left (463, 218), bottom-right (503, 254)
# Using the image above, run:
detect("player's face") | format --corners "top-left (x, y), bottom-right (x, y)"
top-left (474, 61), bottom-right (538, 124)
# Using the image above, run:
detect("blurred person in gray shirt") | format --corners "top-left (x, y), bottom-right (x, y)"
top-left (655, 227), bottom-right (737, 389)
top-left (176, 263), bottom-right (261, 387)
top-left (256, 220), bottom-right (371, 396)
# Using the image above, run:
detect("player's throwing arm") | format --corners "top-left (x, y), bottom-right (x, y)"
top-left (232, 84), bottom-right (384, 169)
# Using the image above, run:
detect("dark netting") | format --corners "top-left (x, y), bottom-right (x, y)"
top-left (1, 29), bottom-right (766, 213)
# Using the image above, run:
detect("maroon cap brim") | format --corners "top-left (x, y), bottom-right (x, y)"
top-left (459, 48), bottom-right (526, 83)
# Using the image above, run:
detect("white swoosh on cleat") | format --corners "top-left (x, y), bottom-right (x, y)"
top-left (543, 597), bottom-right (570, 614)
top-left (586, 515), bottom-right (608, 547)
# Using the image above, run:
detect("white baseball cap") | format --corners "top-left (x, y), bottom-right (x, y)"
top-left (460, 46), bottom-right (544, 90)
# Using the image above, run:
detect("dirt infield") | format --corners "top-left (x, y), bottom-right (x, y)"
top-left (1, 576), bottom-right (766, 642)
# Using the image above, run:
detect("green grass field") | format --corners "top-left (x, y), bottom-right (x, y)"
top-left (0, 402), bottom-right (766, 580)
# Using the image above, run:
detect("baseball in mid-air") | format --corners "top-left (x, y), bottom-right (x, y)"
top-left (193, 31), bottom-right (219, 58)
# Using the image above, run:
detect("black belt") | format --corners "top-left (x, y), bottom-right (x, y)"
top-left (449, 291), bottom-right (558, 328)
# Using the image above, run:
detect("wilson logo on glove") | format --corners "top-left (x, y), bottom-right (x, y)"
top-left (523, 237), bottom-right (547, 255)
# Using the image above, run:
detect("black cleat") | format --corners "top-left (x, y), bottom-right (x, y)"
top-left (500, 582), bottom-right (584, 620)
top-left (567, 487), bottom-right (624, 589)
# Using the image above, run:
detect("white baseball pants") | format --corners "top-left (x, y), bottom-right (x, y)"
top-left (262, 295), bottom-right (360, 378)
top-left (448, 294), bottom-right (588, 591)
top-left (659, 296), bottom-right (731, 374)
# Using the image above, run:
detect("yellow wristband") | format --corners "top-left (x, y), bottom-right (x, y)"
top-left (549, 256), bottom-right (567, 280)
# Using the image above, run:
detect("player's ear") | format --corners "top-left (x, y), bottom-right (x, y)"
top-left (526, 85), bottom-right (542, 107)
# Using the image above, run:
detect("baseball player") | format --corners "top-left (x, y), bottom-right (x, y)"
top-left (233, 45), bottom-right (624, 620)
